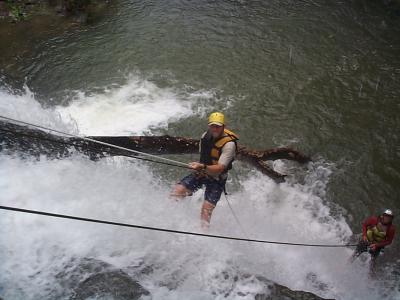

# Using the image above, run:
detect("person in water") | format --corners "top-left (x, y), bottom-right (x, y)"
top-left (172, 112), bottom-right (238, 227)
top-left (352, 209), bottom-right (395, 266)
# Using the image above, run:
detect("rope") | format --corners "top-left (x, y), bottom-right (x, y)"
top-left (0, 127), bottom-right (190, 170)
top-left (0, 115), bottom-right (190, 168)
top-left (223, 168), bottom-right (252, 239)
top-left (223, 193), bottom-right (250, 239)
top-left (0, 205), bottom-right (358, 248)
top-left (2, 117), bottom-right (256, 241)
top-left (0, 115), bottom-right (357, 249)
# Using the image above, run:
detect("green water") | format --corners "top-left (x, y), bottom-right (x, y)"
top-left (2, 0), bottom-right (400, 260)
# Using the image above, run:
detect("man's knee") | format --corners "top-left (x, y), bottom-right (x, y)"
top-left (172, 184), bottom-right (191, 197)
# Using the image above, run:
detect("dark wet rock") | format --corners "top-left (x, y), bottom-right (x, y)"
top-left (210, 271), bottom-right (334, 300)
top-left (24, 256), bottom-right (333, 300)
top-left (71, 270), bottom-right (150, 300)
top-left (56, 257), bottom-right (114, 290)
top-left (202, 271), bottom-right (334, 300)
top-left (254, 275), bottom-right (334, 300)
top-left (54, 257), bottom-right (150, 300)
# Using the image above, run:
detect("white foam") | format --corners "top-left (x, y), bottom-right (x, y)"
top-left (0, 85), bottom-right (76, 133)
top-left (55, 75), bottom-right (199, 136)
top-left (0, 85), bottom-right (398, 300)
top-left (0, 76), bottom-right (215, 136)
top-left (0, 152), bottom-right (396, 300)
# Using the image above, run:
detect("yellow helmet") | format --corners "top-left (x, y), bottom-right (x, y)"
top-left (208, 112), bottom-right (225, 126)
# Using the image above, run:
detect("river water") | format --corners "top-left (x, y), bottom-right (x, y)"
top-left (0, 0), bottom-right (399, 299)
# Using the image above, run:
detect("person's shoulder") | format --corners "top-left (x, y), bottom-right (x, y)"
top-left (223, 139), bottom-right (236, 146)
top-left (364, 215), bottom-right (378, 224)
top-left (221, 140), bottom-right (236, 151)
top-left (372, 215), bottom-right (379, 222)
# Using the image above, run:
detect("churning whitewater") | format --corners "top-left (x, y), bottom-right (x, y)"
top-left (0, 79), bottom-right (398, 300)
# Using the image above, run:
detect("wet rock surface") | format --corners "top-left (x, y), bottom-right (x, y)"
top-left (55, 258), bottom-right (150, 300)
top-left (54, 258), bottom-right (333, 300)
top-left (70, 270), bottom-right (150, 300)
top-left (254, 275), bottom-right (334, 300)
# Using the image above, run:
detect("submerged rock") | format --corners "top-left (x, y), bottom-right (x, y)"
top-left (55, 258), bottom-right (332, 300)
top-left (254, 275), bottom-right (334, 300)
top-left (199, 271), bottom-right (334, 300)
top-left (70, 270), bottom-right (150, 300)
top-left (31, 254), bottom-right (336, 300)
top-left (54, 257), bottom-right (150, 300)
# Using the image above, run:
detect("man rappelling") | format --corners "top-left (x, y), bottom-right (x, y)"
top-left (351, 209), bottom-right (396, 270)
top-left (172, 112), bottom-right (238, 227)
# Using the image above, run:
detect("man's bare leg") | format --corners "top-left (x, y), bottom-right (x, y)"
top-left (201, 200), bottom-right (216, 229)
